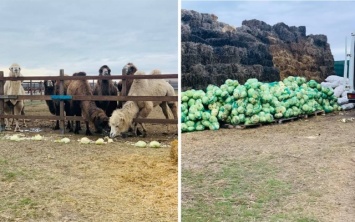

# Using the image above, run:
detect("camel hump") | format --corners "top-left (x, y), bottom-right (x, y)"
top-left (150, 69), bottom-right (161, 75)
top-left (73, 72), bottom-right (87, 76)
top-left (134, 70), bottom-right (146, 75)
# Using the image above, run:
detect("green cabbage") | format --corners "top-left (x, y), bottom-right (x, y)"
top-left (181, 76), bottom-right (339, 133)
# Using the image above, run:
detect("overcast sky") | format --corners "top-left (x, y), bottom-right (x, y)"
top-left (182, 0), bottom-right (355, 61)
top-left (0, 0), bottom-right (178, 76)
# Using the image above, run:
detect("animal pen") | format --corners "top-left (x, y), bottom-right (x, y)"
top-left (0, 70), bottom-right (178, 134)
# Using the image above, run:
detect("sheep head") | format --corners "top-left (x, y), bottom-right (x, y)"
top-left (109, 110), bottom-right (131, 138)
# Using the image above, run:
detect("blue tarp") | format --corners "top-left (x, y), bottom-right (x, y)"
top-left (50, 95), bottom-right (72, 100)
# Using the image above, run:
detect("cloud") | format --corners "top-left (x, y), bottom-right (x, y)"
top-left (0, 65), bottom-right (58, 77)
top-left (0, 0), bottom-right (178, 76)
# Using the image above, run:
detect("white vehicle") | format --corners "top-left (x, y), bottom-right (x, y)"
top-left (345, 33), bottom-right (355, 102)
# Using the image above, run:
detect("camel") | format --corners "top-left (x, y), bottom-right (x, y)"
top-left (4, 63), bottom-right (26, 132)
top-left (43, 79), bottom-right (72, 130)
top-left (117, 62), bottom-right (137, 108)
top-left (109, 70), bottom-right (177, 138)
top-left (67, 72), bottom-right (109, 135)
top-left (93, 65), bottom-right (118, 117)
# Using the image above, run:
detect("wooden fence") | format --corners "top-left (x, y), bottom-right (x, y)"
top-left (0, 69), bottom-right (178, 134)
top-left (21, 79), bottom-right (178, 95)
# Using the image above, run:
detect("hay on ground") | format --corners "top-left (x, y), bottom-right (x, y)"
top-left (170, 139), bottom-right (178, 164)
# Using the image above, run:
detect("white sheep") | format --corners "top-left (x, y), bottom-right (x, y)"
top-left (109, 70), bottom-right (177, 138)
top-left (109, 101), bottom-right (140, 137)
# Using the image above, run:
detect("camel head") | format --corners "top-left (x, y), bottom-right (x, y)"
top-left (44, 80), bottom-right (55, 88)
top-left (122, 62), bottom-right (137, 76)
top-left (99, 65), bottom-right (111, 76)
top-left (9, 63), bottom-right (21, 77)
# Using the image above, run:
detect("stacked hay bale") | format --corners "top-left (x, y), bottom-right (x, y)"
top-left (181, 76), bottom-right (340, 133)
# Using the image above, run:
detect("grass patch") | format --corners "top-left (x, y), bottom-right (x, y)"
top-left (0, 158), bottom-right (27, 182)
top-left (182, 159), bottom-right (318, 222)
top-left (0, 158), bottom-right (48, 220)
top-left (3, 171), bottom-right (17, 181)
top-left (296, 218), bottom-right (318, 222)
top-left (0, 159), bottom-right (8, 165)
top-left (1, 197), bottom-right (41, 219)
top-left (19, 197), bottom-right (36, 207)
top-left (24, 100), bottom-right (44, 106)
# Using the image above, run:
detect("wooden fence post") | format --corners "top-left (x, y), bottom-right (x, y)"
top-left (0, 71), bottom-right (4, 131)
top-left (59, 69), bottom-right (65, 134)
top-left (29, 80), bottom-right (33, 104)
top-left (121, 68), bottom-right (127, 97)
top-left (39, 81), bottom-right (43, 95)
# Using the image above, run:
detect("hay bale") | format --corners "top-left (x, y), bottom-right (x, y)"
top-left (182, 10), bottom-right (335, 90)
top-left (170, 139), bottom-right (178, 164)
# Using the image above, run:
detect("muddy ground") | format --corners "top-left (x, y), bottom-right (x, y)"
top-left (182, 110), bottom-right (355, 221)
top-left (0, 101), bottom-right (178, 222)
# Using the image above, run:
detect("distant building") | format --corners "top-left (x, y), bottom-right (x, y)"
top-left (334, 60), bottom-right (350, 77)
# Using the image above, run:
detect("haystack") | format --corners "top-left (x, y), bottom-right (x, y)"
top-left (170, 139), bottom-right (178, 164)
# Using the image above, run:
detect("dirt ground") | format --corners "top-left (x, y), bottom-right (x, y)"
top-left (182, 110), bottom-right (355, 221)
top-left (0, 101), bottom-right (178, 222)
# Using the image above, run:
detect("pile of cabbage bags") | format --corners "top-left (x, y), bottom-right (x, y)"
top-left (181, 76), bottom-right (340, 132)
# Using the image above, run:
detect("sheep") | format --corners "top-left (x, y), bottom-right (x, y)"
top-left (67, 72), bottom-right (109, 135)
top-left (108, 101), bottom-right (140, 138)
top-left (109, 70), bottom-right (177, 138)
top-left (117, 62), bottom-right (137, 108)
top-left (4, 63), bottom-right (26, 132)
top-left (93, 65), bottom-right (118, 117)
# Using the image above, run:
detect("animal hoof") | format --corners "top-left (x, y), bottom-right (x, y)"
top-left (136, 129), bottom-right (143, 136)
top-left (74, 130), bottom-right (80, 134)
top-left (86, 131), bottom-right (93, 136)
